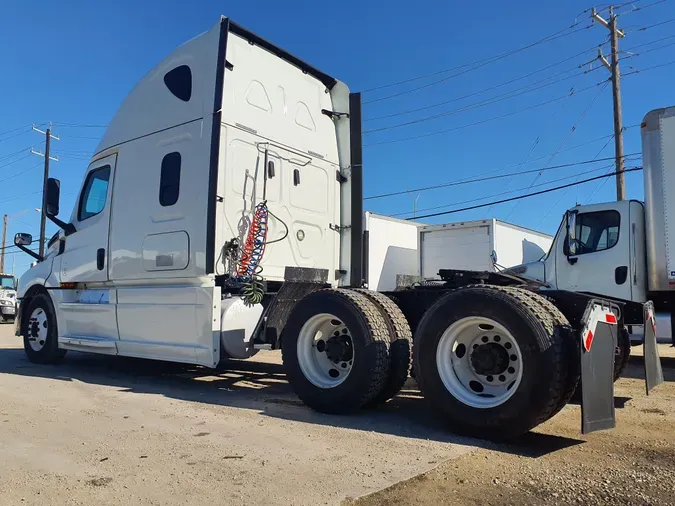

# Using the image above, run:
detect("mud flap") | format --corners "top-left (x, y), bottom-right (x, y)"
top-left (643, 301), bottom-right (664, 394)
top-left (580, 301), bottom-right (619, 435)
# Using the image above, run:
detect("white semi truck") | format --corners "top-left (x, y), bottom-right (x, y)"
top-left (12, 17), bottom-right (662, 440)
top-left (509, 106), bottom-right (675, 348)
top-left (0, 273), bottom-right (17, 323)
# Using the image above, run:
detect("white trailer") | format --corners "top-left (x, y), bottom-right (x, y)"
top-left (11, 17), bottom-right (661, 440)
top-left (363, 214), bottom-right (552, 288)
top-left (418, 219), bottom-right (552, 279)
top-left (363, 212), bottom-right (421, 291)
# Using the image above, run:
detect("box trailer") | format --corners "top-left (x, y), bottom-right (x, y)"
top-left (363, 214), bottom-right (553, 287)
top-left (363, 212), bottom-right (421, 291)
top-left (419, 219), bottom-right (553, 279)
top-left (12, 17), bottom-right (663, 441)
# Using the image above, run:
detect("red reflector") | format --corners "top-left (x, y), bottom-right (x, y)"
top-left (60, 282), bottom-right (77, 289)
top-left (584, 330), bottom-right (594, 352)
top-left (605, 313), bottom-right (617, 324)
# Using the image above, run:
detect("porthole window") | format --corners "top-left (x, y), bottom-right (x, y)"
top-left (163, 65), bottom-right (192, 102)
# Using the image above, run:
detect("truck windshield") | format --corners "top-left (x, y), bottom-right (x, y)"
top-left (0, 276), bottom-right (15, 289)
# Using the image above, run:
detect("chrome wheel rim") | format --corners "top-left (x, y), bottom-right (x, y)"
top-left (27, 307), bottom-right (49, 352)
top-left (436, 316), bottom-right (523, 408)
top-left (297, 313), bottom-right (354, 388)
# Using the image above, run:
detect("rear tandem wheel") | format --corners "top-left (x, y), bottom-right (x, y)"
top-left (281, 289), bottom-right (391, 414)
top-left (413, 285), bottom-right (568, 439)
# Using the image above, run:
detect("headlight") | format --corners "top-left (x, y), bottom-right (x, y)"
top-left (0, 300), bottom-right (12, 306)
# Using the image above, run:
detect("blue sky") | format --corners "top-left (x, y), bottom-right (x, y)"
top-left (1, 0), bottom-right (674, 275)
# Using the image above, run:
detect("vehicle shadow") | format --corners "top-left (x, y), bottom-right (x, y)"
top-left (0, 347), bottom-right (584, 458)
top-left (622, 354), bottom-right (675, 382)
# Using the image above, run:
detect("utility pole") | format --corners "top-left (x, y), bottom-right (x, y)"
top-left (0, 215), bottom-right (7, 273)
top-left (592, 6), bottom-right (626, 201)
top-left (31, 124), bottom-right (59, 257)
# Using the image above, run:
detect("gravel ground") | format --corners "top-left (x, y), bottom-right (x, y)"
top-left (0, 325), bottom-right (474, 506)
top-left (349, 344), bottom-right (675, 506)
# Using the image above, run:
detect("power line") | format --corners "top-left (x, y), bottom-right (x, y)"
top-left (0, 146), bottom-right (32, 163)
top-left (392, 163), bottom-right (617, 218)
top-left (364, 44), bottom-right (604, 122)
top-left (535, 133), bottom-right (616, 228)
top-left (0, 127), bottom-right (32, 144)
top-left (616, 0), bottom-right (668, 14)
top-left (51, 122), bottom-right (107, 128)
top-left (624, 58), bottom-right (675, 75)
top-left (362, 23), bottom-right (591, 102)
top-left (364, 152), bottom-right (639, 200)
top-left (0, 162), bottom-right (43, 184)
top-left (363, 70), bottom-right (595, 134)
top-left (409, 167), bottom-right (643, 220)
top-left (504, 80), bottom-right (610, 220)
top-left (364, 80), bottom-right (607, 147)
top-left (0, 125), bottom-right (31, 138)
top-left (637, 17), bottom-right (675, 31)
top-left (0, 154), bottom-right (32, 170)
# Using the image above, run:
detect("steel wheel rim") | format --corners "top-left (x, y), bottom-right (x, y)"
top-left (436, 316), bottom-right (523, 408)
top-left (297, 313), bottom-right (354, 388)
top-left (27, 307), bottom-right (49, 352)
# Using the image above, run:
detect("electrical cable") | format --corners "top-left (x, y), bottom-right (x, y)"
top-left (364, 80), bottom-right (608, 147)
top-left (0, 162), bottom-right (43, 184)
top-left (391, 162), bottom-right (620, 218)
top-left (364, 152), bottom-right (637, 201)
top-left (624, 58), bottom-right (675, 75)
top-left (364, 44), bottom-right (604, 122)
top-left (535, 133), bottom-right (616, 228)
top-left (363, 70), bottom-right (595, 134)
top-left (363, 24), bottom-right (591, 102)
top-left (0, 127), bottom-right (32, 144)
top-left (408, 167), bottom-right (643, 220)
top-left (485, 90), bottom-right (573, 216)
top-left (504, 80), bottom-right (609, 220)
top-left (637, 17), bottom-right (675, 31)
top-left (51, 122), bottom-right (107, 128)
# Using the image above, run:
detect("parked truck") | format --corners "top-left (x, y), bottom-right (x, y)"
top-left (12, 17), bottom-right (662, 440)
top-left (0, 273), bottom-right (17, 323)
top-left (508, 107), bottom-right (675, 349)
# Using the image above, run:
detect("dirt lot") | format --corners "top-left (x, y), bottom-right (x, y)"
top-left (351, 345), bottom-right (675, 506)
top-left (1, 324), bottom-right (673, 506)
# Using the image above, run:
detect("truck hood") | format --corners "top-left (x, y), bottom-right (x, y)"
top-left (503, 260), bottom-right (546, 284)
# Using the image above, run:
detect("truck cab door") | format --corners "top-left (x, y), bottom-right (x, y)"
top-left (554, 201), bottom-right (633, 301)
top-left (60, 154), bottom-right (116, 283)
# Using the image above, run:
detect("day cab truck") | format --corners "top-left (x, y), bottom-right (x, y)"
top-left (0, 273), bottom-right (17, 323)
top-left (12, 17), bottom-right (663, 440)
top-left (509, 107), bottom-right (675, 350)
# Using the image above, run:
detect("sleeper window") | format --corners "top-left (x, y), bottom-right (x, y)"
top-left (159, 152), bottom-right (181, 206)
top-left (78, 166), bottom-right (111, 221)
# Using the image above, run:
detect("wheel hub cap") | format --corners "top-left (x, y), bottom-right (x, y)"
top-left (470, 342), bottom-right (510, 376)
top-left (436, 316), bottom-right (524, 409)
top-left (297, 314), bottom-right (355, 388)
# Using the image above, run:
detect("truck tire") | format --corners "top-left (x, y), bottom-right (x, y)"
top-left (281, 289), bottom-right (390, 414)
top-left (414, 285), bottom-right (567, 439)
top-left (498, 287), bottom-right (579, 418)
top-left (354, 289), bottom-right (413, 406)
top-left (22, 293), bottom-right (67, 364)
top-left (614, 327), bottom-right (631, 380)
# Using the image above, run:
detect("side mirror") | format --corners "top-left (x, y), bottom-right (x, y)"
top-left (45, 177), bottom-right (61, 217)
top-left (14, 232), bottom-right (42, 262)
top-left (14, 233), bottom-right (33, 246)
top-left (566, 210), bottom-right (578, 263)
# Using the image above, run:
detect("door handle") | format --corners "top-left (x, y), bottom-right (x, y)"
top-left (97, 248), bottom-right (105, 271)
